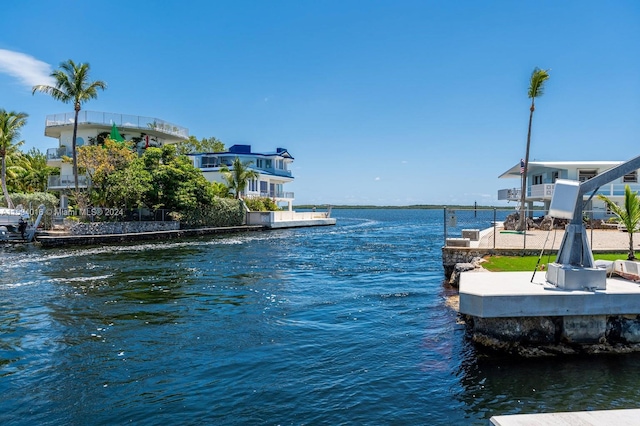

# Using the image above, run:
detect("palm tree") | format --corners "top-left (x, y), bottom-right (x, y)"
top-left (598, 186), bottom-right (640, 260)
top-left (0, 110), bottom-right (28, 208)
top-left (12, 148), bottom-right (53, 193)
top-left (220, 157), bottom-right (259, 199)
top-left (32, 59), bottom-right (107, 191)
top-left (519, 67), bottom-right (550, 230)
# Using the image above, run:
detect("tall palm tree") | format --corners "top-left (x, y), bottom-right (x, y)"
top-left (221, 157), bottom-right (259, 199)
top-left (598, 186), bottom-right (640, 260)
top-left (519, 67), bottom-right (550, 230)
top-left (32, 59), bottom-right (107, 191)
top-left (0, 109), bottom-right (28, 208)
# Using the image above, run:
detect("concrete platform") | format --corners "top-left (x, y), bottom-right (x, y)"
top-left (459, 271), bottom-right (640, 318)
top-left (490, 408), bottom-right (640, 425)
top-left (266, 218), bottom-right (337, 229)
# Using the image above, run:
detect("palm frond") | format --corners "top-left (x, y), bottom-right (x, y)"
top-left (528, 68), bottom-right (550, 99)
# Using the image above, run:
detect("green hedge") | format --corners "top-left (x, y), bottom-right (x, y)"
top-left (177, 197), bottom-right (245, 228)
top-left (244, 197), bottom-right (280, 211)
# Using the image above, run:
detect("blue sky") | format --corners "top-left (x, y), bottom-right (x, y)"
top-left (1, 1), bottom-right (639, 206)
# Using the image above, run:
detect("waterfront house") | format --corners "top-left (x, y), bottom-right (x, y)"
top-left (44, 111), bottom-right (188, 207)
top-left (188, 144), bottom-right (295, 211)
top-left (498, 160), bottom-right (640, 219)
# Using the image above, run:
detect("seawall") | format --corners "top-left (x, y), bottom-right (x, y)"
top-left (37, 225), bottom-right (264, 247)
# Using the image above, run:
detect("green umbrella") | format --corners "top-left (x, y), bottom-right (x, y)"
top-left (110, 122), bottom-right (124, 142)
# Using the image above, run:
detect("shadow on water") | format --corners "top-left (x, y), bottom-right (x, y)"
top-left (454, 339), bottom-right (640, 422)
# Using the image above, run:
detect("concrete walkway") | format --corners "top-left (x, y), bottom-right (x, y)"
top-left (491, 408), bottom-right (640, 425)
top-left (475, 226), bottom-right (639, 251)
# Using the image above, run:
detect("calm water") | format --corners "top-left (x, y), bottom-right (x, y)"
top-left (2, 209), bottom-right (640, 425)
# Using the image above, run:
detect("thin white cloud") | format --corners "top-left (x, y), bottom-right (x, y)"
top-left (0, 49), bottom-right (54, 88)
top-left (374, 177), bottom-right (381, 181)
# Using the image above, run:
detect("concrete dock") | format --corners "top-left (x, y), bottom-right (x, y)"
top-left (459, 271), bottom-right (640, 318)
top-left (459, 269), bottom-right (640, 352)
top-left (490, 408), bottom-right (640, 425)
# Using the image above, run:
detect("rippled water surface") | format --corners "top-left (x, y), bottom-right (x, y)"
top-left (2, 209), bottom-right (640, 425)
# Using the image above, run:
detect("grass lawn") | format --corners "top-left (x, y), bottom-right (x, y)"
top-left (481, 253), bottom-right (630, 272)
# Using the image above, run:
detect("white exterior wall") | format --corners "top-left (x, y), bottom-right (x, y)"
top-left (500, 160), bottom-right (640, 219)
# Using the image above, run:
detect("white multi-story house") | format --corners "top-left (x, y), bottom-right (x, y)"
top-left (188, 144), bottom-right (295, 211)
top-left (44, 113), bottom-right (296, 211)
top-left (44, 110), bottom-right (188, 207)
top-left (498, 160), bottom-right (640, 219)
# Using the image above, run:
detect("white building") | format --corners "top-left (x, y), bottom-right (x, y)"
top-left (44, 112), bottom-right (296, 211)
top-left (44, 110), bottom-right (188, 207)
top-left (188, 144), bottom-right (295, 211)
top-left (498, 160), bottom-right (640, 219)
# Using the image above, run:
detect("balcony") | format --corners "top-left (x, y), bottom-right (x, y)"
top-left (499, 182), bottom-right (640, 201)
top-left (197, 159), bottom-right (292, 177)
top-left (498, 188), bottom-right (521, 201)
top-left (48, 174), bottom-right (90, 190)
top-left (45, 111), bottom-right (189, 140)
top-left (47, 146), bottom-right (73, 160)
top-left (258, 191), bottom-right (294, 200)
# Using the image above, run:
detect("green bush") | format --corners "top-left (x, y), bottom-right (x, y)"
top-left (179, 197), bottom-right (245, 228)
top-left (244, 197), bottom-right (281, 212)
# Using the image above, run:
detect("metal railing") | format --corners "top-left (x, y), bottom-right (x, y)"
top-left (46, 146), bottom-right (73, 160)
top-left (443, 207), bottom-right (628, 251)
top-left (499, 182), bottom-right (640, 201)
top-left (258, 191), bottom-right (294, 199)
top-left (47, 174), bottom-right (90, 189)
top-left (45, 111), bottom-right (189, 139)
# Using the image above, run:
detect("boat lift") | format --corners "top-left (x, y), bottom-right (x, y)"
top-left (0, 204), bottom-right (46, 243)
top-left (546, 154), bottom-right (640, 290)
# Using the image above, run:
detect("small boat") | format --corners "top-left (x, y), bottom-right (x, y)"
top-left (613, 260), bottom-right (640, 282)
top-left (0, 204), bottom-right (45, 243)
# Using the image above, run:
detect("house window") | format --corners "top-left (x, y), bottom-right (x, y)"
top-left (533, 175), bottom-right (543, 185)
top-left (552, 171), bottom-right (559, 183)
top-left (265, 160), bottom-right (272, 169)
top-left (248, 178), bottom-right (257, 192)
top-left (202, 156), bottom-right (217, 168)
top-left (579, 170), bottom-right (597, 182)
top-left (256, 159), bottom-right (263, 168)
top-left (624, 171), bottom-right (638, 183)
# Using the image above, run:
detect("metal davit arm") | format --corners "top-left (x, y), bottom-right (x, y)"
top-left (549, 154), bottom-right (640, 290)
top-left (557, 154), bottom-right (640, 267)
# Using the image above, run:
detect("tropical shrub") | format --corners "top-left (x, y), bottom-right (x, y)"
top-left (244, 197), bottom-right (281, 212)
top-left (177, 197), bottom-right (245, 228)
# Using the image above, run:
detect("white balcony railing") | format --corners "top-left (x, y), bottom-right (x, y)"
top-left (530, 183), bottom-right (555, 198)
top-left (498, 188), bottom-right (520, 201)
top-left (47, 174), bottom-right (90, 189)
top-left (45, 111), bottom-right (189, 139)
top-left (46, 146), bottom-right (73, 160)
top-left (499, 182), bottom-right (640, 201)
top-left (258, 191), bottom-right (294, 199)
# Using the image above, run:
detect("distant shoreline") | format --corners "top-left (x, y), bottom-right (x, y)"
top-left (294, 204), bottom-right (506, 210)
